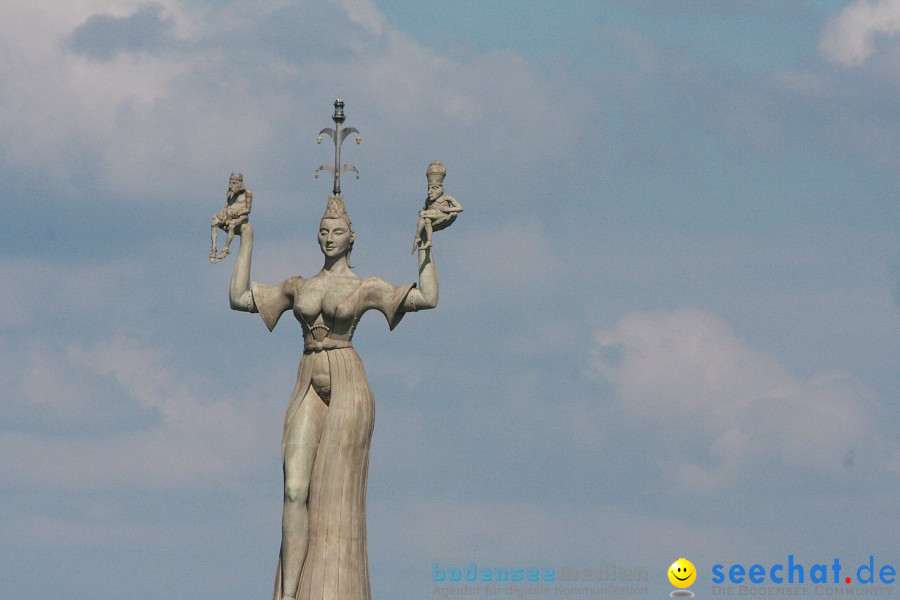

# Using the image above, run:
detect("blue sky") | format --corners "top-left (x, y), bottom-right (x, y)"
top-left (1, 1), bottom-right (898, 599)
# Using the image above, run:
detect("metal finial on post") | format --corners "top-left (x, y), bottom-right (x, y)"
top-left (315, 98), bottom-right (361, 196)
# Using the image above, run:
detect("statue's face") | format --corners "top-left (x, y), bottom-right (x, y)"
top-left (228, 179), bottom-right (241, 197)
top-left (427, 183), bottom-right (443, 202)
top-left (318, 218), bottom-right (353, 258)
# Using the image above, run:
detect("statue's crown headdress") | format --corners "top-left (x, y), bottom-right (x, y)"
top-left (426, 161), bottom-right (446, 183)
top-left (229, 172), bottom-right (243, 182)
top-left (323, 194), bottom-right (350, 223)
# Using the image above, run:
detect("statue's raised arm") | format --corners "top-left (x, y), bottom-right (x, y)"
top-left (403, 242), bottom-right (438, 311)
top-left (228, 221), bottom-right (254, 312)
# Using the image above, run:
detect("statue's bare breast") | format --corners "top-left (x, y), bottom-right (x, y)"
top-left (295, 273), bottom-right (361, 326)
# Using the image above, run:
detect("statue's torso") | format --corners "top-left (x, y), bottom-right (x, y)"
top-left (291, 272), bottom-right (365, 401)
top-left (293, 272), bottom-right (363, 335)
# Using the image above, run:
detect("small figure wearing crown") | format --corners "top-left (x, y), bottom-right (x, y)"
top-left (210, 172), bottom-right (253, 262)
top-left (412, 161), bottom-right (463, 254)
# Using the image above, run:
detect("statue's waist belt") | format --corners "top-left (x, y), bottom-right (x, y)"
top-left (303, 338), bottom-right (353, 353)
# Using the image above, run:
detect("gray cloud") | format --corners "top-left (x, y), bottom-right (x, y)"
top-left (67, 4), bottom-right (175, 60)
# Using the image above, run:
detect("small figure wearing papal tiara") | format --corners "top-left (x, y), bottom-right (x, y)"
top-left (210, 172), bottom-right (253, 262)
top-left (411, 161), bottom-right (463, 253)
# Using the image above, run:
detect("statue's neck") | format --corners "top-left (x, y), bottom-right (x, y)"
top-left (322, 255), bottom-right (351, 274)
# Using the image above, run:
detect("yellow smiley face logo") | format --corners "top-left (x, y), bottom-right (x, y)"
top-left (668, 558), bottom-right (697, 588)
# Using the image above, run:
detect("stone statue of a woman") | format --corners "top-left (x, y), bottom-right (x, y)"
top-left (227, 188), bottom-right (438, 600)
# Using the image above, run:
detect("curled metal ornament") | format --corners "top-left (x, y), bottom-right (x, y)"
top-left (315, 99), bottom-right (361, 196)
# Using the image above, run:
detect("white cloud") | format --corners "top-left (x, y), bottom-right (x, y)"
top-left (592, 308), bottom-right (893, 492)
top-left (0, 0), bottom-right (577, 202)
top-left (819, 0), bottom-right (900, 66)
top-left (0, 1), bottom-right (286, 196)
top-left (0, 334), bottom-right (274, 492)
top-left (332, 0), bottom-right (387, 37)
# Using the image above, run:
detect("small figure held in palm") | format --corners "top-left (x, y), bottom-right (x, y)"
top-left (210, 172), bottom-right (252, 262)
top-left (412, 161), bottom-right (463, 253)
